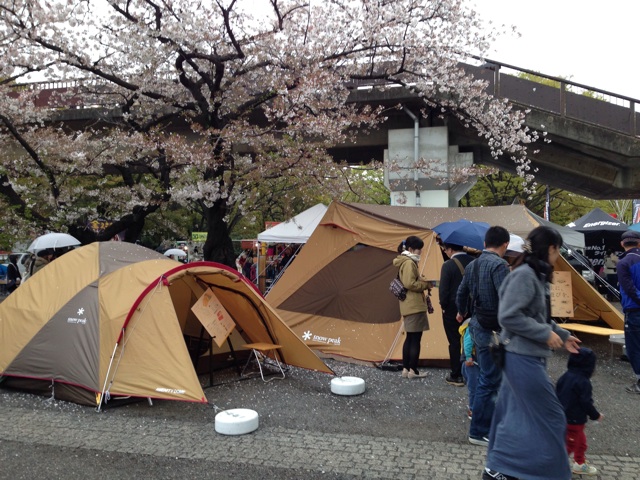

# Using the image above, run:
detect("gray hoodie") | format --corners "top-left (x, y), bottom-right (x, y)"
top-left (498, 264), bottom-right (570, 358)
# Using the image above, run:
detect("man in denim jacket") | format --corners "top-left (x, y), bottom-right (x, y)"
top-left (456, 226), bottom-right (510, 446)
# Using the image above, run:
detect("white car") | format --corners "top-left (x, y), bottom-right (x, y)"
top-left (13, 252), bottom-right (32, 278)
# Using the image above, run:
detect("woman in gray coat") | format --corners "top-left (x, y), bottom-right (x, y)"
top-left (392, 236), bottom-right (431, 379)
top-left (483, 226), bottom-right (581, 480)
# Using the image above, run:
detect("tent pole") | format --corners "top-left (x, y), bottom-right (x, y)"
top-left (380, 321), bottom-right (404, 367)
top-left (208, 337), bottom-right (214, 388)
top-left (97, 340), bottom-right (121, 412)
top-left (265, 244), bottom-right (302, 295)
top-left (418, 234), bottom-right (437, 280)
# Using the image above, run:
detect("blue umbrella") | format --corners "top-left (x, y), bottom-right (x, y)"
top-left (432, 219), bottom-right (490, 251)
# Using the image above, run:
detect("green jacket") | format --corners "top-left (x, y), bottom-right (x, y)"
top-left (392, 253), bottom-right (430, 316)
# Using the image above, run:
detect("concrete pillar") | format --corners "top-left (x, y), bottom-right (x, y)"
top-left (384, 126), bottom-right (476, 207)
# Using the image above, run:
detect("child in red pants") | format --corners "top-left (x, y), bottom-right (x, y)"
top-left (556, 347), bottom-right (603, 476)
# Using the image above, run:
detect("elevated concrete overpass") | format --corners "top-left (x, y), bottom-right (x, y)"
top-left (13, 60), bottom-right (640, 199)
top-left (342, 60), bottom-right (640, 200)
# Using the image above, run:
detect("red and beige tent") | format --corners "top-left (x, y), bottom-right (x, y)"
top-left (0, 242), bottom-right (333, 408)
top-left (266, 202), bottom-right (623, 364)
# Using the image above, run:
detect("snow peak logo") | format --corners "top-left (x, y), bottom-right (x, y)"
top-left (302, 330), bottom-right (341, 345)
top-left (67, 307), bottom-right (87, 325)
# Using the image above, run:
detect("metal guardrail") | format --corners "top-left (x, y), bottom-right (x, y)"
top-left (466, 56), bottom-right (639, 137)
top-left (10, 58), bottom-right (640, 137)
top-left (345, 57), bottom-right (640, 138)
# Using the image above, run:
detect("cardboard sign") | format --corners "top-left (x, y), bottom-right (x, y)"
top-left (551, 271), bottom-right (573, 318)
top-left (191, 288), bottom-right (236, 347)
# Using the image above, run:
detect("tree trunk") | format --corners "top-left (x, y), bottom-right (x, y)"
top-left (68, 205), bottom-right (155, 245)
top-left (202, 200), bottom-right (236, 267)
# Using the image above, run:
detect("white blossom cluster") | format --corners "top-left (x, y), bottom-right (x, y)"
top-left (0, 0), bottom-right (539, 250)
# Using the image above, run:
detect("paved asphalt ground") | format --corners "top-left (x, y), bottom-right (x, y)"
top-left (1, 295), bottom-right (639, 479)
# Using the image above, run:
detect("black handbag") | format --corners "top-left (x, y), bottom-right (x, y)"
top-left (389, 276), bottom-right (407, 301)
top-left (425, 288), bottom-right (435, 314)
top-left (489, 331), bottom-right (506, 368)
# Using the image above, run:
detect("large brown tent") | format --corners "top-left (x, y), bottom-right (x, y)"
top-left (266, 202), bottom-right (623, 364)
top-left (0, 242), bottom-right (333, 408)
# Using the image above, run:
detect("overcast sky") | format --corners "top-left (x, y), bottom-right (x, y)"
top-left (472, 0), bottom-right (640, 101)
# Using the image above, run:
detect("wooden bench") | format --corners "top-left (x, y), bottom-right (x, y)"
top-left (559, 323), bottom-right (623, 336)
top-left (560, 323), bottom-right (625, 359)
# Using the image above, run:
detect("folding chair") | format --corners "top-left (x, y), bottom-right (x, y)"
top-left (241, 342), bottom-right (286, 382)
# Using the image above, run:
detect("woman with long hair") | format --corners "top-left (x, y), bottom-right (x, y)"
top-left (483, 226), bottom-right (581, 480)
top-left (392, 235), bottom-right (431, 379)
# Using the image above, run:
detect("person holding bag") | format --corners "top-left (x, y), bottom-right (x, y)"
top-left (483, 226), bottom-right (581, 480)
top-left (392, 236), bottom-right (431, 379)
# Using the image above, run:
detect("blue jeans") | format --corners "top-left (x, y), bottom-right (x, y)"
top-left (625, 310), bottom-right (640, 378)
top-left (469, 319), bottom-right (502, 439)
top-left (462, 361), bottom-right (479, 412)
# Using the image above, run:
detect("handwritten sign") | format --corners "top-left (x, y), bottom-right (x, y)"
top-left (191, 288), bottom-right (236, 347)
top-left (551, 271), bottom-right (573, 318)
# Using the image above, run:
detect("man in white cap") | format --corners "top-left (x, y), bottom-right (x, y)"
top-left (616, 230), bottom-right (640, 394)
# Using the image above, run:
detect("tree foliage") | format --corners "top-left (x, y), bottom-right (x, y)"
top-left (517, 72), bottom-right (606, 101)
top-left (460, 170), bottom-right (624, 226)
top-left (0, 0), bottom-right (539, 265)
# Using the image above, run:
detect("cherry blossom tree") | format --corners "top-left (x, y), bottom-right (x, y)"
top-left (0, 0), bottom-right (538, 265)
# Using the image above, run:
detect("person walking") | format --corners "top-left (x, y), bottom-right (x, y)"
top-left (556, 347), bottom-right (603, 476)
top-left (393, 235), bottom-right (431, 379)
top-left (439, 243), bottom-right (474, 386)
top-left (29, 249), bottom-right (55, 279)
top-left (242, 255), bottom-right (254, 280)
top-left (483, 226), bottom-right (581, 480)
top-left (456, 226), bottom-right (511, 446)
top-left (616, 230), bottom-right (640, 394)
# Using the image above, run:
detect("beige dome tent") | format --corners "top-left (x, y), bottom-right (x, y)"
top-left (0, 242), bottom-right (333, 408)
top-left (266, 202), bottom-right (623, 365)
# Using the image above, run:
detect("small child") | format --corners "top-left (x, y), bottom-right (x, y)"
top-left (458, 319), bottom-right (478, 420)
top-left (555, 347), bottom-right (604, 476)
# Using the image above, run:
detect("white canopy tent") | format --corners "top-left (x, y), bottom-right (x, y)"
top-left (256, 204), bottom-right (327, 294)
top-left (258, 203), bottom-right (328, 244)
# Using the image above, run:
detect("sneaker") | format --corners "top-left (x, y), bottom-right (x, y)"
top-left (482, 468), bottom-right (519, 480)
top-left (445, 374), bottom-right (465, 386)
top-left (407, 370), bottom-right (427, 379)
top-left (467, 408), bottom-right (472, 420)
top-left (468, 436), bottom-right (489, 447)
top-left (572, 462), bottom-right (598, 475)
top-left (401, 368), bottom-right (409, 378)
top-left (626, 381), bottom-right (640, 394)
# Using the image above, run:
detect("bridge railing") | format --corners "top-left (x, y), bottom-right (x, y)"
top-left (8, 58), bottom-right (640, 137)
top-left (465, 57), bottom-right (638, 137)
top-left (7, 77), bottom-right (118, 109)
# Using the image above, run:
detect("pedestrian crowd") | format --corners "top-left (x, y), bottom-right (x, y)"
top-left (392, 225), bottom-right (639, 480)
top-left (2, 248), bottom-right (66, 296)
